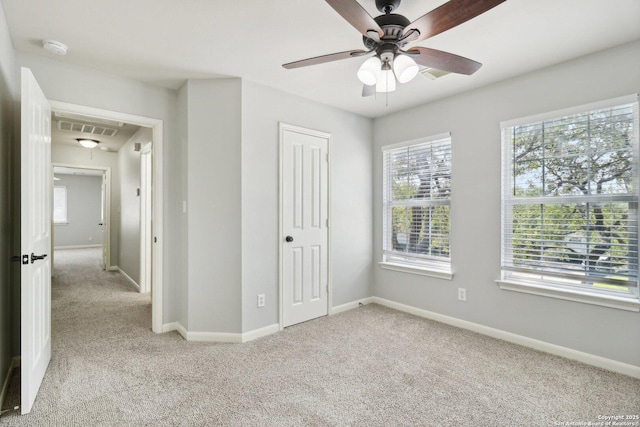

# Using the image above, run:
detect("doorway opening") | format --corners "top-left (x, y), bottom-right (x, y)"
top-left (49, 101), bottom-right (164, 333)
top-left (51, 165), bottom-right (111, 272)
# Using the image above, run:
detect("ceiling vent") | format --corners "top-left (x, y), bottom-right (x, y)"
top-left (420, 68), bottom-right (451, 80)
top-left (57, 120), bottom-right (118, 137)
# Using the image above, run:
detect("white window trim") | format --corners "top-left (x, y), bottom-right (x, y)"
top-left (380, 132), bottom-right (452, 152)
top-left (496, 279), bottom-right (640, 312)
top-left (381, 132), bottom-right (453, 278)
top-left (499, 94), bottom-right (640, 308)
top-left (380, 261), bottom-right (453, 280)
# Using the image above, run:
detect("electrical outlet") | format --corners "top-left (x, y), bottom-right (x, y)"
top-left (257, 294), bottom-right (265, 308)
top-left (457, 288), bottom-right (467, 301)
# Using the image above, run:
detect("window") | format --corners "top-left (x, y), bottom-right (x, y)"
top-left (381, 133), bottom-right (452, 277)
top-left (500, 95), bottom-right (639, 305)
top-left (53, 186), bottom-right (68, 224)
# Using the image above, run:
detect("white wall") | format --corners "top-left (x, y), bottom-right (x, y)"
top-left (176, 83), bottom-right (188, 327)
top-left (241, 81), bottom-right (373, 332)
top-left (178, 78), bottom-right (373, 335)
top-left (18, 52), bottom-right (181, 324)
top-left (186, 79), bottom-right (242, 333)
top-left (119, 127), bottom-right (152, 284)
top-left (372, 40), bottom-right (640, 367)
top-left (53, 174), bottom-right (103, 248)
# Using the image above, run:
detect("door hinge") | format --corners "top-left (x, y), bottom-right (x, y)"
top-left (326, 153), bottom-right (329, 162)
top-left (326, 218), bottom-right (329, 227)
top-left (154, 237), bottom-right (157, 243)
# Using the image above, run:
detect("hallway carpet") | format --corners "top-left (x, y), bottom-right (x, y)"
top-left (1, 248), bottom-right (639, 426)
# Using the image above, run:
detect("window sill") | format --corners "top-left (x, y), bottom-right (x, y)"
top-left (379, 262), bottom-right (453, 280)
top-left (496, 279), bottom-right (640, 312)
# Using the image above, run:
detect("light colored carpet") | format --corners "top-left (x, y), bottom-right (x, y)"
top-left (1, 247), bottom-right (639, 426)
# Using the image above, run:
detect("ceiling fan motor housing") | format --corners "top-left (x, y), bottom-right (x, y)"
top-left (362, 13), bottom-right (412, 55)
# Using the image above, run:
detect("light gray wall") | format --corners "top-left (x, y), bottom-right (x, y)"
top-left (186, 79), bottom-right (242, 333)
top-left (18, 53), bottom-right (182, 324)
top-left (53, 174), bottom-right (103, 248)
top-left (51, 145), bottom-right (119, 263)
top-left (241, 81), bottom-right (373, 332)
top-left (0, 1), bottom-right (15, 396)
top-left (176, 82), bottom-right (188, 327)
top-left (372, 40), bottom-right (640, 367)
top-left (119, 127), bottom-right (152, 285)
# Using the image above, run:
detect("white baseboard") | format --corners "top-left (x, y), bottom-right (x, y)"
top-left (242, 323), bottom-right (280, 343)
top-left (110, 266), bottom-right (140, 291)
top-left (54, 244), bottom-right (102, 250)
top-left (186, 331), bottom-right (242, 343)
top-left (162, 322), bottom-right (188, 340)
top-left (1, 357), bottom-right (20, 409)
top-left (161, 322), bottom-right (279, 343)
top-left (161, 321), bottom-right (240, 342)
top-left (370, 296), bottom-right (640, 379)
top-left (331, 297), bottom-right (374, 315)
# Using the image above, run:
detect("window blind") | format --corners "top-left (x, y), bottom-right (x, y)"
top-left (501, 97), bottom-right (639, 296)
top-left (383, 136), bottom-right (451, 269)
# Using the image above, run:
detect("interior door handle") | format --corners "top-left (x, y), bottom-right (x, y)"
top-left (285, 236), bottom-right (294, 242)
top-left (30, 253), bottom-right (47, 263)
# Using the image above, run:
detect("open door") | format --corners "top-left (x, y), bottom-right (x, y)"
top-left (20, 67), bottom-right (52, 414)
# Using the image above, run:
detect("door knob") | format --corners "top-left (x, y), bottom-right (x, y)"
top-left (30, 253), bottom-right (47, 263)
top-left (285, 236), bottom-right (294, 242)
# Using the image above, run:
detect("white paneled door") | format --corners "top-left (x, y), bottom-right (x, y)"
top-left (280, 124), bottom-right (330, 327)
top-left (20, 67), bottom-right (52, 414)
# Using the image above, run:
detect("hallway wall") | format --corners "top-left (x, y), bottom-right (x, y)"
top-left (119, 127), bottom-right (152, 286)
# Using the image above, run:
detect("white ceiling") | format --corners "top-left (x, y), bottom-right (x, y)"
top-left (2, 0), bottom-right (639, 118)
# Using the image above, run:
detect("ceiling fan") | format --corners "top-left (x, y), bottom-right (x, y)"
top-left (283, 0), bottom-right (506, 95)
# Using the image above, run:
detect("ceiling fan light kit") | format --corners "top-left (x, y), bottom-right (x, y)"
top-left (357, 56), bottom-right (381, 86)
top-left (283, 0), bottom-right (507, 97)
top-left (376, 68), bottom-right (396, 93)
top-left (392, 54), bottom-right (419, 83)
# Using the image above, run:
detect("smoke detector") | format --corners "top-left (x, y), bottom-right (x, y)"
top-left (43, 40), bottom-right (68, 56)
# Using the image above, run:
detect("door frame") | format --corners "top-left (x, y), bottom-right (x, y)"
top-left (49, 100), bottom-right (164, 334)
top-left (51, 164), bottom-right (111, 270)
top-left (278, 122), bottom-right (332, 329)
top-left (139, 143), bottom-right (152, 294)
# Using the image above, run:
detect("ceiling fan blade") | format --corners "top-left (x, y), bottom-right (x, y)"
top-left (283, 49), bottom-right (368, 69)
top-left (362, 84), bottom-right (375, 97)
top-left (402, 0), bottom-right (506, 43)
top-left (325, 0), bottom-right (384, 38)
top-left (407, 47), bottom-right (482, 75)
